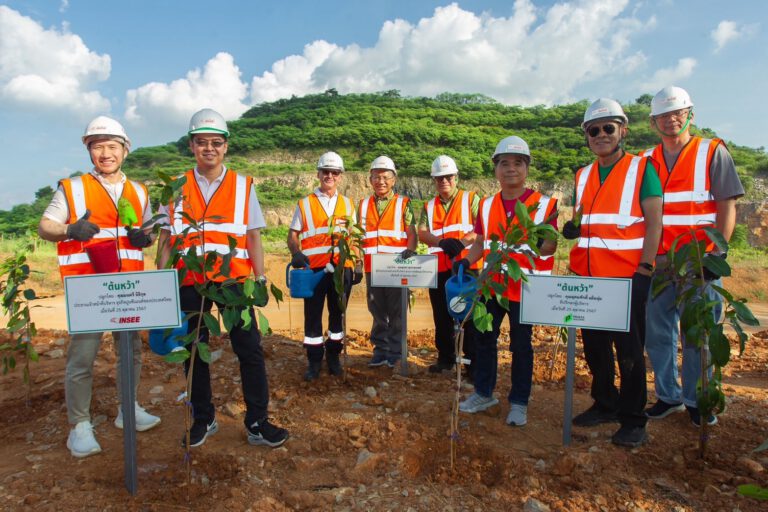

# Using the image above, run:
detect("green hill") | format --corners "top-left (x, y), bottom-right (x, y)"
top-left (2, 91), bottom-right (766, 236)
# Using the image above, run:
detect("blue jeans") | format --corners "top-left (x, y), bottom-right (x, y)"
top-left (466, 299), bottom-right (533, 405)
top-left (645, 276), bottom-right (721, 407)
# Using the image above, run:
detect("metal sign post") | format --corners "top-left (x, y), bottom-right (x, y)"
top-left (63, 269), bottom-right (181, 495)
top-left (370, 254), bottom-right (438, 376)
top-left (520, 274), bottom-right (631, 446)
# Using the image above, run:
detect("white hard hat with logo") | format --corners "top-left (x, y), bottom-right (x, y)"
top-left (582, 98), bottom-right (628, 128)
top-left (650, 86), bottom-right (694, 117)
top-left (431, 155), bottom-right (459, 177)
top-left (82, 116), bottom-right (131, 152)
top-left (188, 108), bottom-right (230, 138)
top-left (492, 136), bottom-right (530, 161)
top-left (317, 151), bottom-right (345, 172)
top-left (370, 155), bottom-right (397, 174)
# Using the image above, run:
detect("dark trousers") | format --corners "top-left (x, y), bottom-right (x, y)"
top-left (466, 299), bottom-right (533, 405)
top-left (365, 273), bottom-right (403, 358)
top-left (181, 284), bottom-right (269, 427)
top-left (581, 286), bottom-right (648, 428)
top-left (428, 270), bottom-right (475, 366)
top-left (304, 269), bottom-right (352, 361)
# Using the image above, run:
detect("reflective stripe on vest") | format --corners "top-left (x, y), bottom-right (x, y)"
top-left (298, 194), bottom-right (354, 268)
top-left (360, 195), bottom-right (408, 272)
top-left (425, 190), bottom-right (481, 272)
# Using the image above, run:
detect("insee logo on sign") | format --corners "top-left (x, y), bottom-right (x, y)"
top-left (111, 316), bottom-right (141, 324)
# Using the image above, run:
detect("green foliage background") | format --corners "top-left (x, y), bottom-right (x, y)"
top-left (1, 90), bottom-right (765, 236)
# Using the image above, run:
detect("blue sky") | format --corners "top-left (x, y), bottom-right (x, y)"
top-left (1, 0), bottom-right (765, 209)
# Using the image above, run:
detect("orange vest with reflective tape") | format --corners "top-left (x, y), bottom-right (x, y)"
top-left (56, 174), bottom-right (147, 279)
top-left (425, 189), bottom-right (482, 272)
top-left (479, 191), bottom-right (557, 302)
top-left (359, 194), bottom-right (409, 273)
top-left (642, 137), bottom-right (720, 254)
top-left (169, 169), bottom-right (252, 285)
top-left (298, 192), bottom-right (355, 269)
top-left (570, 154), bottom-right (648, 277)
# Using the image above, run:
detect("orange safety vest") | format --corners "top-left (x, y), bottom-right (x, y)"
top-left (359, 194), bottom-right (410, 273)
top-left (479, 191), bottom-right (557, 302)
top-left (297, 192), bottom-right (355, 269)
top-left (570, 154), bottom-right (648, 277)
top-left (642, 137), bottom-right (720, 254)
top-left (56, 174), bottom-right (147, 279)
top-left (425, 189), bottom-right (482, 273)
top-left (169, 169), bottom-right (253, 285)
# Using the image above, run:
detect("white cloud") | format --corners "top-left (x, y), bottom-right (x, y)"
top-left (711, 20), bottom-right (758, 53)
top-left (124, 52), bottom-right (249, 133)
top-left (248, 0), bottom-right (653, 105)
top-left (0, 6), bottom-right (110, 113)
top-left (646, 57), bottom-right (697, 91)
top-left (59, 0), bottom-right (69, 13)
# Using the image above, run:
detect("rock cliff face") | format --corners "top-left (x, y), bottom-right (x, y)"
top-left (256, 172), bottom-right (767, 247)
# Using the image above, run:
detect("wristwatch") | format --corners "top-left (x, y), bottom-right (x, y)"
top-left (638, 262), bottom-right (654, 272)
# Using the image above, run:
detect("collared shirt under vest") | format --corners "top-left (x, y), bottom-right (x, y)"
top-left (298, 192), bottom-right (355, 269)
top-left (359, 193), bottom-right (410, 273)
top-left (56, 173), bottom-right (147, 279)
top-left (169, 169), bottom-right (253, 285)
top-left (426, 189), bottom-right (482, 273)
top-left (642, 136), bottom-right (720, 254)
top-left (570, 153), bottom-right (649, 278)
top-left (479, 190), bottom-right (556, 302)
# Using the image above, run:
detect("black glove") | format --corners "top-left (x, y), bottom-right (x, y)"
top-left (438, 238), bottom-right (465, 259)
top-left (452, 258), bottom-right (470, 276)
top-left (66, 209), bottom-right (100, 241)
top-left (702, 253), bottom-right (727, 281)
top-left (562, 220), bottom-right (581, 240)
top-left (254, 278), bottom-right (269, 308)
top-left (290, 251), bottom-right (310, 268)
top-left (631, 272), bottom-right (651, 305)
top-left (352, 265), bottom-right (363, 285)
top-left (399, 249), bottom-right (416, 260)
top-left (535, 237), bottom-right (545, 250)
top-left (127, 228), bottom-right (153, 248)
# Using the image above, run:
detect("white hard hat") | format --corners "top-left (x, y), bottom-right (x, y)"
top-left (317, 151), bottom-right (344, 172)
top-left (188, 108), bottom-right (229, 138)
top-left (82, 116), bottom-right (131, 152)
top-left (431, 155), bottom-right (459, 177)
top-left (370, 155), bottom-right (396, 174)
top-left (582, 98), bottom-right (628, 128)
top-left (650, 86), bottom-right (694, 117)
top-left (492, 136), bottom-right (530, 161)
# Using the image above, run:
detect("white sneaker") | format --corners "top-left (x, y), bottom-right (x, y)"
top-left (506, 403), bottom-right (528, 426)
top-left (459, 392), bottom-right (499, 413)
top-left (115, 402), bottom-right (161, 432)
top-left (67, 421), bottom-right (102, 458)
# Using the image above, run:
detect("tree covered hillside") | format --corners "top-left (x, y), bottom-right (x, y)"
top-left (1, 91), bottom-right (765, 236)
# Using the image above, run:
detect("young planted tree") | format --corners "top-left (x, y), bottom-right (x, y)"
top-left (449, 202), bottom-right (557, 468)
top-left (653, 227), bottom-right (759, 457)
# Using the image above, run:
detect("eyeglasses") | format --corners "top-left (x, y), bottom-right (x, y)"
top-left (320, 169), bottom-right (342, 177)
top-left (586, 123), bottom-right (617, 138)
top-left (371, 175), bottom-right (394, 183)
top-left (655, 108), bottom-right (690, 120)
top-left (434, 175), bottom-right (455, 182)
top-left (193, 139), bottom-right (226, 149)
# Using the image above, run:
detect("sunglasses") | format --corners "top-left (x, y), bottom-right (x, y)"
top-left (320, 169), bottom-right (342, 176)
top-left (586, 123), bottom-right (617, 138)
top-left (434, 175), bottom-right (455, 182)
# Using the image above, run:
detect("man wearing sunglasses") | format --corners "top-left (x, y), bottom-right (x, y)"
top-left (417, 155), bottom-right (480, 377)
top-left (358, 155), bottom-right (418, 368)
top-left (287, 151), bottom-right (359, 380)
top-left (562, 99), bottom-right (663, 447)
top-left (642, 86), bottom-right (744, 428)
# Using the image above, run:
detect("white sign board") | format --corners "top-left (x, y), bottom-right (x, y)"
top-left (64, 269), bottom-right (182, 334)
top-left (520, 274), bottom-right (631, 332)
top-left (370, 254), bottom-right (438, 288)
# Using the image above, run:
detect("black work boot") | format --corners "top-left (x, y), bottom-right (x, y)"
top-left (326, 351), bottom-right (343, 376)
top-left (304, 360), bottom-right (322, 381)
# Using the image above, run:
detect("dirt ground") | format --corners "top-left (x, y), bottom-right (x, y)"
top-left (1, 256), bottom-right (767, 511)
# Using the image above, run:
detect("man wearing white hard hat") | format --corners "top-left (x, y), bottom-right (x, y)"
top-left (287, 151), bottom-right (360, 381)
top-left (358, 155), bottom-right (417, 368)
top-left (562, 99), bottom-right (662, 447)
top-left (452, 137), bottom-right (558, 427)
top-left (642, 87), bottom-right (744, 427)
top-left (417, 155), bottom-right (479, 377)
top-left (38, 116), bottom-right (159, 458)
top-left (157, 108), bottom-right (288, 449)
